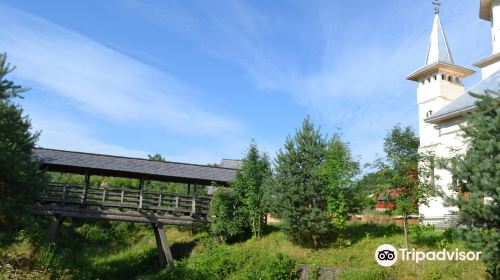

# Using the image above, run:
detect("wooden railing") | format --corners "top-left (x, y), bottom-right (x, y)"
top-left (38, 183), bottom-right (211, 217)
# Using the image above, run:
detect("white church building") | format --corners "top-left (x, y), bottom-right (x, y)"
top-left (406, 0), bottom-right (500, 225)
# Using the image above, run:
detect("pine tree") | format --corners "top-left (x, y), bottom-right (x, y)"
top-left (273, 117), bottom-right (330, 248)
top-left (0, 53), bottom-right (47, 241)
top-left (450, 93), bottom-right (499, 277)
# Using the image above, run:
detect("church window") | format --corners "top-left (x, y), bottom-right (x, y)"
top-left (426, 110), bottom-right (433, 117)
top-left (448, 76), bottom-right (452, 82)
top-left (441, 74), bottom-right (446, 80)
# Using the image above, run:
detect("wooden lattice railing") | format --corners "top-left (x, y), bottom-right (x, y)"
top-left (37, 183), bottom-right (211, 217)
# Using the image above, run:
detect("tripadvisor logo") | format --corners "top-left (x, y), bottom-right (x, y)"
top-left (375, 244), bottom-right (481, 267)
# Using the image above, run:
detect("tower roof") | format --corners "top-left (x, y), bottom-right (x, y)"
top-left (425, 14), bottom-right (454, 66)
top-left (407, 12), bottom-right (474, 81)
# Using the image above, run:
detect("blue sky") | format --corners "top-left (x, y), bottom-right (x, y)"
top-left (0, 0), bottom-right (491, 166)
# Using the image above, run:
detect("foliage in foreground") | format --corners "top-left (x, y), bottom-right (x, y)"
top-left (0, 222), bottom-right (489, 280)
top-left (150, 240), bottom-right (299, 280)
top-left (449, 93), bottom-right (500, 278)
top-left (0, 53), bottom-right (47, 243)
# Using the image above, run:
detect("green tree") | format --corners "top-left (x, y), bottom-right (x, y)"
top-left (210, 188), bottom-right (250, 242)
top-left (379, 125), bottom-right (433, 248)
top-left (350, 171), bottom-right (383, 213)
top-left (449, 93), bottom-right (499, 277)
top-left (316, 134), bottom-right (359, 230)
top-left (148, 153), bottom-right (166, 161)
top-left (273, 117), bottom-right (330, 248)
top-left (233, 142), bottom-right (272, 239)
top-left (210, 142), bottom-right (271, 240)
top-left (0, 53), bottom-right (47, 240)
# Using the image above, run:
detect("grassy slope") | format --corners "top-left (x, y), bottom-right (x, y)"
top-left (0, 222), bottom-right (489, 280)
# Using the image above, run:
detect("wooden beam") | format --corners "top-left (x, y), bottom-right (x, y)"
top-left (47, 216), bottom-right (64, 243)
top-left (191, 194), bottom-right (196, 217)
top-left (152, 224), bottom-right (167, 267)
top-left (82, 170), bottom-right (90, 204)
top-left (155, 223), bottom-right (174, 268)
top-left (138, 177), bottom-right (144, 210)
top-left (32, 205), bottom-right (209, 224)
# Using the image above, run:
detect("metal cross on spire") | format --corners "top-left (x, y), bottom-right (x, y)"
top-left (433, 0), bottom-right (441, 14)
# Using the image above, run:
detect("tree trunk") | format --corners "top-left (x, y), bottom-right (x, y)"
top-left (403, 214), bottom-right (409, 248)
top-left (252, 215), bottom-right (256, 239)
top-left (257, 214), bottom-right (261, 239)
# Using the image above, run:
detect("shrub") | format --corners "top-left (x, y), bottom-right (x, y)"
top-left (210, 188), bottom-right (251, 242)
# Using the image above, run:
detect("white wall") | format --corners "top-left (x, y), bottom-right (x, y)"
top-left (418, 116), bottom-right (467, 220)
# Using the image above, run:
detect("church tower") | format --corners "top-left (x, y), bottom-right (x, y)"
top-left (475, 0), bottom-right (500, 79)
top-left (407, 4), bottom-right (474, 149)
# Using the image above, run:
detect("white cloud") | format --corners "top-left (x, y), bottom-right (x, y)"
top-left (131, 0), bottom-right (487, 164)
top-left (0, 4), bottom-right (242, 138)
top-left (29, 110), bottom-right (149, 158)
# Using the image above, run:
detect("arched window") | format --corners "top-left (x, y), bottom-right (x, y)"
top-left (426, 110), bottom-right (433, 118)
top-left (448, 76), bottom-right (452, 82)
top-left (442, 74), bottom-right (446, 80)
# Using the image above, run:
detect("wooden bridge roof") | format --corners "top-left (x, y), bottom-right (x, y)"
top-left (33, 148), bottom-right (237, 185)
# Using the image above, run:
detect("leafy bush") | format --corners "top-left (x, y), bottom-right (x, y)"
top-left (75, 223), bottom-right (113, 244)
top-left (146, 239), bottom-right (299, 280)
top-left (408, 224), bottom-right (455, 249)
top-left (210, 188), bottom-right (251, 242)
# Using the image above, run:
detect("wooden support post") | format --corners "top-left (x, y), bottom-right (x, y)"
top-left (174, 196), bottom-right (179, 213)
top-left (82, 170), bottom-right (90, 204)
top-left (47, 216), bottom-right (64, 243)
top-left (62, 185), bottom-right (67, 200)
top-left (138, 177), bottom-right (145, 210)
top-left (191, 194), bottom-right (196, 217)
top-left (152, 223), bottom-right (174, 268)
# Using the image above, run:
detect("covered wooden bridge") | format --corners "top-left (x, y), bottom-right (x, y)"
top-left (31, 148), bottom-right (237, 268)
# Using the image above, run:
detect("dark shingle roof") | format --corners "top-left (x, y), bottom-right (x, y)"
top-left (33, 148), bottom-right (236, 185)
top-left (426, 71), bottom-right (500, 123)
top-left (219, 159), bottom-right (243, 169)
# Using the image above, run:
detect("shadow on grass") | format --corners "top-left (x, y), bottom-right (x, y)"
top-left (42, 220), bottom-right (207, 279)
top-left (171, 241), bottom-right (197, 260)
top-left (262, 224), bottom-right (281, 236)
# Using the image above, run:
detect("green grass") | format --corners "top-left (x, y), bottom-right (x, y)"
top-left (0, 221), bottom-right (490, 280)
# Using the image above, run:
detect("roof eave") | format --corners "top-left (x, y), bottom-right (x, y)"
top-left (424, 106), bottom-right (474, 124)
top-left (480, 0), bottom-right (493, 21)
top-left (406, 62), bottom-right (475, 81)
top-left (473, 52), bottom-right (500, 68)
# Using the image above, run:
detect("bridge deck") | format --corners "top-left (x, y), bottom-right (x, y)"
top-left (34, 183), bottom-right (211, 225)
